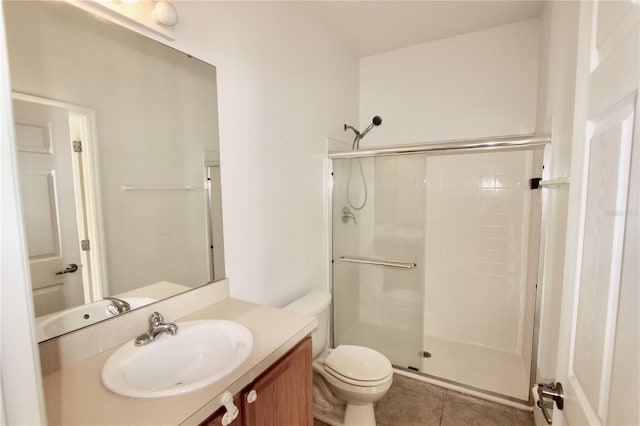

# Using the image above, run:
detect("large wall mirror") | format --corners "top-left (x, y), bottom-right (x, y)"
top-left (4, 1), bottom-right (225, 342)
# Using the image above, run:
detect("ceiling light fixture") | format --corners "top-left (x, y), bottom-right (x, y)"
top-left (154, 1), bottom-right (178, 27)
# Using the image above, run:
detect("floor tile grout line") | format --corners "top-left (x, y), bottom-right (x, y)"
top-left (438, 393), bottom-right (446, 425)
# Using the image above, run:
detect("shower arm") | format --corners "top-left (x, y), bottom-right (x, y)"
top-left (344, 124), bottom-right (361, 150)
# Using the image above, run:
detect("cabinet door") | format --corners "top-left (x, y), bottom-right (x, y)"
top-left (243, 337), bottom-right (313, 426)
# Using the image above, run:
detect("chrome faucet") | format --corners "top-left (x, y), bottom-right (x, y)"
top-left (341, 206), bottom-right (357, 225)
top-left (135, 312), bottom-right (178, 346)
top-left (104, 297), bottom-right (131, 316)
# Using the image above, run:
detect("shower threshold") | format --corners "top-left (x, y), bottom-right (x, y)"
top-left (394, 366), bottom-right (532, 410)
top-left (419, 334), bottom-right (531, 403)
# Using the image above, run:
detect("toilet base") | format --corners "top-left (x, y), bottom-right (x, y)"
top-left (312, 401), bottom-right (376, 426)
top-left (313, 409), bottom-right (344, 426)
top-left (312, 370), bottom-right (379, 426)
top-left (313, 371), bottom-right (346, 426)
top-left (344, 402), bottom-right (376, 426)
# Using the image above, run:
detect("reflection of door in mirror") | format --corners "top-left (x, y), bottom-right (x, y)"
top-left (13, 95), bottom-right (104, 317)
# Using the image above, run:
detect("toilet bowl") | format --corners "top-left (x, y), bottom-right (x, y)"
top-left (284, 291), bottom-right (393, 426)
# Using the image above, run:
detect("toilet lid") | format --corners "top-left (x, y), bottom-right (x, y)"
top-left (324, 345), bottom-right (392, 382)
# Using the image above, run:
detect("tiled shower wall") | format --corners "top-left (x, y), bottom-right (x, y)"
top-left (333, 148), bottom-right (542, 364)
top-left (422, 149), bottom-right (541, 354)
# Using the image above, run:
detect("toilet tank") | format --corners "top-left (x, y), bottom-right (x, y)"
top-left (283, 291), bottom-right (331, 358)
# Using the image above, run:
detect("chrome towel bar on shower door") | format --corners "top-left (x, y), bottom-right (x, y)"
top-left (339, 256), bottom-right (416, 269)
top-left (121, 184), bottom-right (206, 191)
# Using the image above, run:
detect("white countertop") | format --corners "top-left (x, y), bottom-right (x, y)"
top-left (41, 298), bottom-right (317, 425)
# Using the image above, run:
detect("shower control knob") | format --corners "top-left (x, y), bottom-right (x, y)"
top-left (341, 207), bottom-right (357, 225)
top-left (246, 389), bottom-right (257, 404)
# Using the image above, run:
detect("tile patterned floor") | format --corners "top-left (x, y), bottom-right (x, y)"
top-left (314, 374), bottom-right (535, 426)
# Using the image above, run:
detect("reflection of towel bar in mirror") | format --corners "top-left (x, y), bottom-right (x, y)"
top-left (121, 184), bottom-right (207, 191)
top-left (340, 256), bottom-right (416, 269)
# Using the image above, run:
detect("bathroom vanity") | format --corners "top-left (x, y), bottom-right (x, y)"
top-left (40, 295), bottom-right (316, 425)
top-left (201, 337), bottom-right (312, 426)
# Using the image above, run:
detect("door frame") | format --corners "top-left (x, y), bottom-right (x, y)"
top-left (13, 92), bottom-right (108, 304)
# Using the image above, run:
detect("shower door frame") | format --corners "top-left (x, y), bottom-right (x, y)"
top-left (328, 133), bottom-right (553, 406)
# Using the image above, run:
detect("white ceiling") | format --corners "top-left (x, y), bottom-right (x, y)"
top-left (308, 1), bottom-right (545, 57)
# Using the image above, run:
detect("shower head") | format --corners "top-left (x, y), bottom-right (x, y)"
top-left (359, 115), bottom-right (382, 139)
top-left (344, 115), bottom-right (383, 150)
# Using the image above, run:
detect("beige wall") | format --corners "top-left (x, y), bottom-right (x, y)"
top-left (166, 2), bottom-right (360, 306)
top-left (349, 18), bottom-right (544, 364)
top-left (359, 18), bottom-right (541, 147)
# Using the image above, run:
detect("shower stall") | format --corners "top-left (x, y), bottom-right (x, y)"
top-left (330, 135), bottom-right (548, 403)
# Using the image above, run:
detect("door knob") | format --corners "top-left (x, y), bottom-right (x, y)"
top-left (56, 263), bottom-right (78, 275)
top-left (537, 381), bottom-right (564, 424)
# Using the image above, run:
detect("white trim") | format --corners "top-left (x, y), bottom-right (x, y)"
top-left (394, 369), bottom-right (533, 411)
top-left (595, 2), bottom-right (640, 65)
top-left (567, 120), bottom-right (593, 379)
top-left (0, 2), bottom-right (47, 422)
top-left (568, 374), bottom-right (601, 425)
top-left (77, 108), bottom-right (109, 299)
top-left (552, 2), bottom-right (595, 424)
top-left (596, 99), bottom-right (635, 421)
top-left (69, 114), bottom-right (93, 302)
top-left (589, 0), bottom-right (600, 73)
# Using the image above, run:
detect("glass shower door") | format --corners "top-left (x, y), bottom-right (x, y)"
top-left (420, 147), bottom-right (543, 401)
top-left (332, 155), bottom-right (425, 371)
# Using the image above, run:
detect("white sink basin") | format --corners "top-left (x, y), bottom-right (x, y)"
top-left (101, 320), bottom-right (254, 398)
top-left (36, 297), bottom-right (157, 342)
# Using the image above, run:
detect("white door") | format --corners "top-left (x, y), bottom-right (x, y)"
top-left (553, 1), bottom-right (639, 425)
top-left (14, 98), bottom-right (85, 317)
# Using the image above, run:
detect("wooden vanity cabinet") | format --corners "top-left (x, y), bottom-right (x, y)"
top-left (200, 337), bottom-right (312, 426)
top-left (242, 336), bottom-right (313, 426)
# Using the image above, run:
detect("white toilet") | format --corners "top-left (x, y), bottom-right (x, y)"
top-left (284, 291), bottom-right (393, 426)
